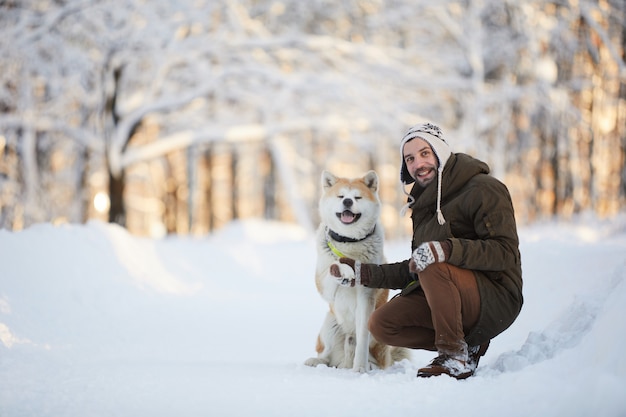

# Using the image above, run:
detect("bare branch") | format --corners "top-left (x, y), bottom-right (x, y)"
top-left (580, 2), bottom-right (626, 81)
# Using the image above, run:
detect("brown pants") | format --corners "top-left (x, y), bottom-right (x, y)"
top-left (368, 263), bottom-right (480, 356)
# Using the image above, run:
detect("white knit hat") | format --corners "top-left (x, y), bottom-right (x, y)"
top-left (399, 123), bottom-right (452, 225)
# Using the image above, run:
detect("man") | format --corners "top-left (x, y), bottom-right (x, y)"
top-left (331, 122), bottom-right (523, 379)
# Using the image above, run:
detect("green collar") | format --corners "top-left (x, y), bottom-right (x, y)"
top-left (326, 239), bottom-right (346, 259)
top-left (324, 226), bottom-right (376, 259)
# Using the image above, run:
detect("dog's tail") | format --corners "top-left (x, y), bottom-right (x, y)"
top-left (391, 346), bottom-right (412, 363)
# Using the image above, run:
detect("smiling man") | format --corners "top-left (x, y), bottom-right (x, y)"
top-left (403, 138), bottom-right (437, 186)
top-left (330, 122), bottom-right (524, 379)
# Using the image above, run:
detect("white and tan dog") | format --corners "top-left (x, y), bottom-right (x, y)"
top-left (305, 170), bottom-right (409, 372)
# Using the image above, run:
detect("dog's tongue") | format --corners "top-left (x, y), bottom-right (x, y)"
top-left (341, 211), bottom-right (356, 224)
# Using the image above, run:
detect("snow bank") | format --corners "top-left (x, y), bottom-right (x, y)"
top-left (1, 216), bottom-right (625, 416)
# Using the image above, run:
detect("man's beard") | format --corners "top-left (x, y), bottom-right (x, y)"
top-left (413, 166), bottom-right (437, 188)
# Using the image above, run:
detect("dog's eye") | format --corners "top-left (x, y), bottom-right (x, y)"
top-left (337, 195), bottom-right (344, 199)
top-left (355, 196), bottom-right (362, 200)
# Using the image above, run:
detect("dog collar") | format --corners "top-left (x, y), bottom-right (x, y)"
top-left (326, 226), bottom-right (376, 243)
top-left (326, 239), bottom-right (346, 259)
top-left (325, 226), bottom-right (376, 259)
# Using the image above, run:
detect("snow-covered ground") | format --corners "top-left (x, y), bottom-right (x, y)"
top-left (1, 215), bottom-right (625, 417)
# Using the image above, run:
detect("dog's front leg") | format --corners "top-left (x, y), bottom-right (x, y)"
top-left (353, 286), bottom-right (375, 372)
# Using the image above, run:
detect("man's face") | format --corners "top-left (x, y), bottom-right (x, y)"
top-left (403, 138), bottom-right (439, 187)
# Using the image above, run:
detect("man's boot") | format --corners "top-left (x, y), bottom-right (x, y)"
top-left (467, 340), bottom-right (490, 373)
top-left (417, 354), bottom-right (473, 380)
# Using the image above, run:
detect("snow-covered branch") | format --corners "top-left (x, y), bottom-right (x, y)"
top-left (0, 115), bottom-right (103, 152)
top-left (119, 116), bottom-right (373, 169)
top-left (580, 2), bottom-right (626, 81)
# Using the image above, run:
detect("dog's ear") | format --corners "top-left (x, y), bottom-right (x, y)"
top-left (363, 170), bottom-right (379, 192)
top-left (322, 171), bottom-right (338, 189)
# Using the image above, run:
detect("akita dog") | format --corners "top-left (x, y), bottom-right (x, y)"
top-left (305, 170), bottom-right (409, 372)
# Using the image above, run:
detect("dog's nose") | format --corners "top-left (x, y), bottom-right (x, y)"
top-left (343, 198), bottom-right (353, 208)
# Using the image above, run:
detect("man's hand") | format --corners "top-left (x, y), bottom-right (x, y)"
top-left (410, 241), bottom-right (451, 272)
top-left (329, 258), bottom-right (371, 287)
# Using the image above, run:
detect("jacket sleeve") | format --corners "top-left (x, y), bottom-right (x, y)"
top-left (366, 259), bottom-right (414, 290)
top-left (447, 179), bottom-right (521, 272)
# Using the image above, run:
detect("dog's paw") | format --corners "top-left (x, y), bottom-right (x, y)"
top-left (330, 262), bottom-right (356, 287)
top-left (352, 362), bottom-right (371, 373)
top-left (304, 357), bottom-right (329, 367)
top-left (330, 262), bottom-right (355, 279)
top-left (353, 361), bottom-right (378, 373)
top-left (351, 358), bottom-right (374, 373)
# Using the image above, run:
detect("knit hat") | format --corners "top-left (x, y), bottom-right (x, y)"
top-left (399, 122), bottom-right (452, 225)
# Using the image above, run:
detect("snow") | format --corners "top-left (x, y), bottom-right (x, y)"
top-left (1, 215), bottom-right (626, 417)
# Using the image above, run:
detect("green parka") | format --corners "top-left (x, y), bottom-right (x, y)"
top-left (367, 153), bottom-right (523, 346)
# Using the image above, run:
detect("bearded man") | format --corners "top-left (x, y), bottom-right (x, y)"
top-left (331, 122), bottom-right (523, 379)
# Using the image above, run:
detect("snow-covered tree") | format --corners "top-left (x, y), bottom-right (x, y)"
top-left (0, 0), bottom-right (624, 237)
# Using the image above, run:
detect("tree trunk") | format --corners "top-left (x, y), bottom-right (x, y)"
top-left (108, 170), bottom-right (126, 226)
top-left (263, 145), bottom-right (277, 220)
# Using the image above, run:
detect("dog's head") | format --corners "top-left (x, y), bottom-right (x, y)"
top-left (319, 170), bottom-right (381, 238)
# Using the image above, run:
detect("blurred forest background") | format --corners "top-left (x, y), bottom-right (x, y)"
top-left (1, 0), bottom-right (624, 239)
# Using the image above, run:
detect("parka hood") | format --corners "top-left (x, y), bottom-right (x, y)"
top-left (409, 153), bottom-right (490, 212)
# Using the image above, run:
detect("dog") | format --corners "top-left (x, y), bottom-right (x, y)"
top-left (305, 170), bottom-right (410, 372)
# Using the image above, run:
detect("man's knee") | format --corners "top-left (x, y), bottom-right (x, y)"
top-left (368, 308), bottom-right (390, 343)
top-left (368, 307), bottom-right (381, 335)
top-left (420, 262), bottom-right (449, 278)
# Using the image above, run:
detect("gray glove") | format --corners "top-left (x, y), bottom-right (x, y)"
top-left (411, 241), bottom-right (451, 272)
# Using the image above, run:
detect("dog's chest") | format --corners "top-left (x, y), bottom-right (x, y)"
top-left (332, 286), bottom-right (374, 331)
top-left (321, 235), bottom-right (384, 265)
